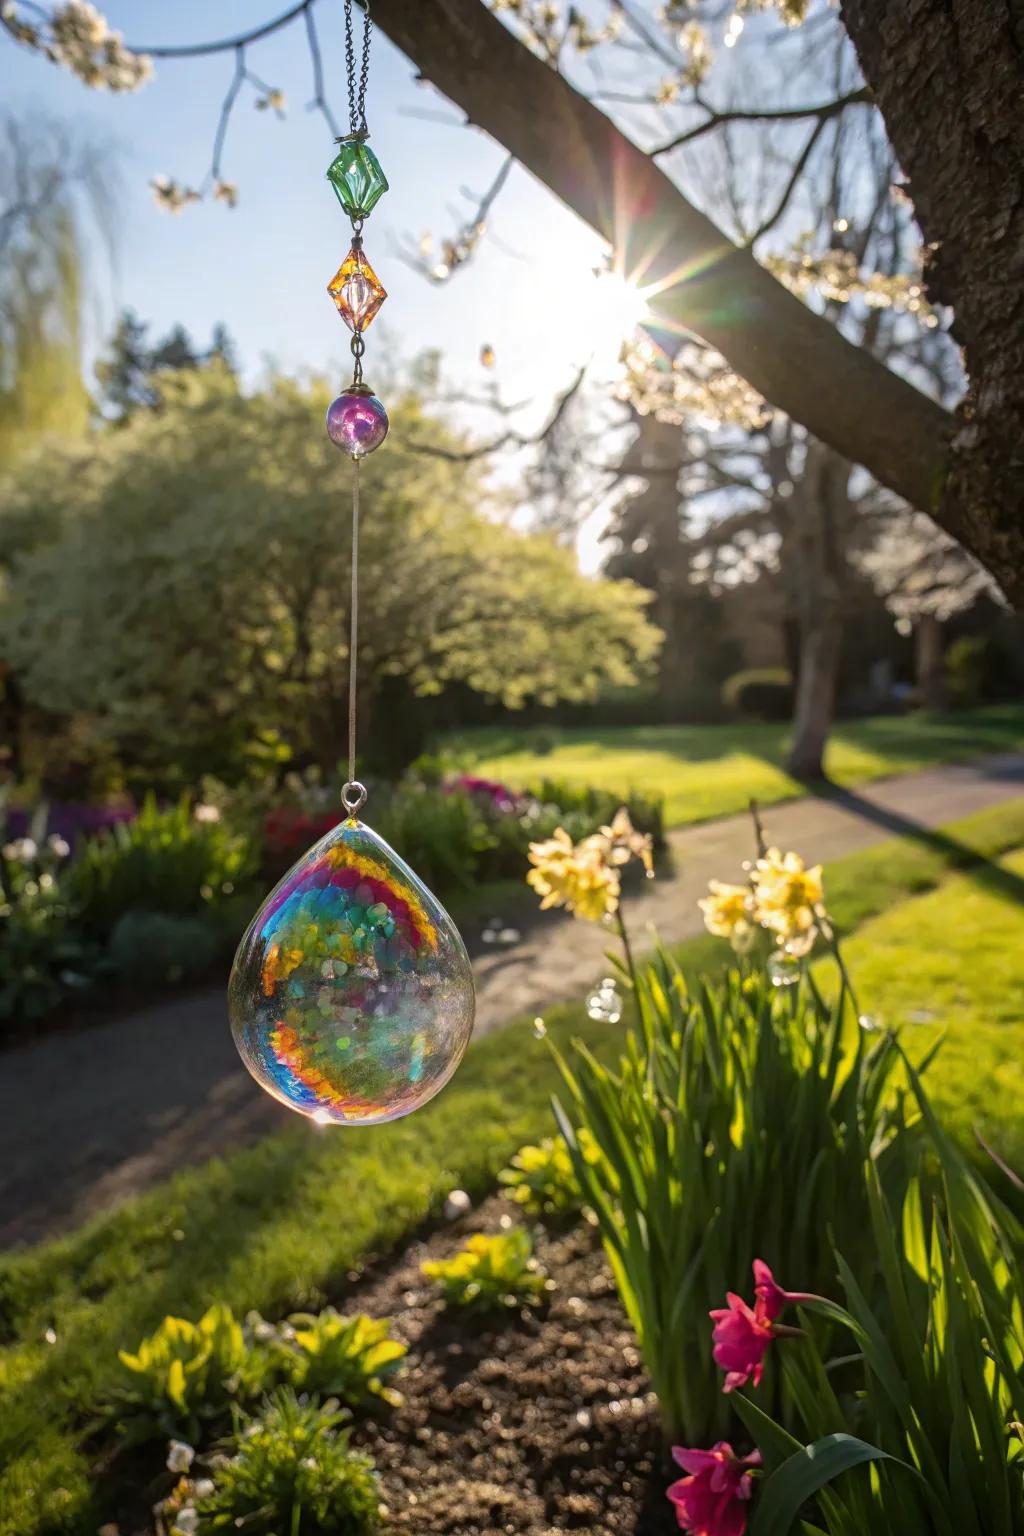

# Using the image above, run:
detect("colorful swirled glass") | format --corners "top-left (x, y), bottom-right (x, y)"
top-left (229, 820), bottom-right (475, 1125)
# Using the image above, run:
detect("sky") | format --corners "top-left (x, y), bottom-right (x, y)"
top-left (0, 1), bottom-right (624, 432)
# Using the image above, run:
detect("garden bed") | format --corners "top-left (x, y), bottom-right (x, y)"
top-left (338, 1199), bottom-right (673, 1536)
top-left (104, 1197), bottom-right (676, 1536)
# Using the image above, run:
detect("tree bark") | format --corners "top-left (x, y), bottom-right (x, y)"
top-left (371, 0), bottom-right (1022, 604)
top-left (914, 612), bottom-right (947, 712)
top-left (784, 444), bottom-right (849, 781)
top-left (788, 607), bottom-right (843, 781)
top-left (840, 0), bottom-right (1024, 610)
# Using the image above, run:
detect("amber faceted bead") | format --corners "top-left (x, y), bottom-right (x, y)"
top-left (327, 244), bottom-right (388, 333)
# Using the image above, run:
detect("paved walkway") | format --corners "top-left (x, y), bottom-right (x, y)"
top-left (2, 752), bottom-right (1023, 1250)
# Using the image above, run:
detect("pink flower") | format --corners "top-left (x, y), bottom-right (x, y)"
top-left (667, 1442), bottom-right (761, 1536)
top-left (710, 1293), bottom-right (774, 1392)
top-left (752, 1259), bottom-right (818, 1322)
top-left (711, 1261), bottom-right (822, 1392)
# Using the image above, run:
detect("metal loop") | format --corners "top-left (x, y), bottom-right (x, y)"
top-left (350, 333), bottom-right (366, 357)
top-left (341, 780), bottom-right (367, 816)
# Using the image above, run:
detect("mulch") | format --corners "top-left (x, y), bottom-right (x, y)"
top-left (342, 1195), bottom-right (679, 1536)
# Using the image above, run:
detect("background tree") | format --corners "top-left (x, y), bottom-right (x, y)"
top-left (603, 411), bottom-right (740, 719)
top-left (0, 367), bottom-right (660, 785)
top-left (0, 112), bottom-right (114, 464)
top-left (599, 73), bottom-right (959, 778)
top-left (857, 513), bottom-right (998, 713)
top-left (95, 311), bottom-right (238, 418)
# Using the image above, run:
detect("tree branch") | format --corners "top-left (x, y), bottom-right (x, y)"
top-left (208, 47), bottom-right (246, 187)
top-left (747, 116), bottom-right (828, 246)
top-left (370, 0), bottom-right (959, 557)
top-left (126, 0), bottom-right (360, 59)
top-left (394, 153), bottom-right (514, 283)
top-left (651, 87), bottom-right (871, 157)
top-left (303, 3), bottom-right (341, 138)
top-left (404, 365), bottom-right (587, 461)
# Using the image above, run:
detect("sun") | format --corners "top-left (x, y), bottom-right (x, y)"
top-left (595, 268), bottom-right (653, 338)
top-left (561, 261), bottom-right (654, 371)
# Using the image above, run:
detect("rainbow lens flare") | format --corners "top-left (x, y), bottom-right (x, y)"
top-left (229, 820), bottom-right (475, 1125)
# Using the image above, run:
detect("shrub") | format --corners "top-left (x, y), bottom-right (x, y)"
top-left (519, 777), bottom-right (664, 849)
top-left (276, 1310), bottom-right (406, 1408)
top-left (547, 959), bottom-right (908, 1442)
top-left (107, 910), bottom-right (222, 986)
top-left (376, 783), bottom-right (495, 895)
top-left (498, 1130), bottom-right (599, 1218)
top-left (194, 1390), bottom-right (380, 1536)
top-left (263, 804), bottom-right (342, 873)
top-left (525, 727), bottom-right (557, 756)
top-left (422, 1228), bottom-right (549, 1312)
top-left (112, 1303), bottom-right (263, 1441)
top-left (69, 794), bottom-right (256, 942)
top-left (721, 667), bottom-right (794, 721)
top-left (0, 819), bottom-right (99, 1024)
top-left (945, 633), bottom-right (990, 708)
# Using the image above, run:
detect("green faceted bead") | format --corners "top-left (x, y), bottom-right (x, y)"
top-left (326, 140), bottom-right (389, 219)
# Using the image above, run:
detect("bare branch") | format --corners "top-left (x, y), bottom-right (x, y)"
top-left (208, 47), bottom-right (246, 189)
top-left (651, 87), bottom-right (871, 157)
top-left (395, 154), bottom-right (514, 283)
top-left (405, 365), bottom-right (588, 462)
top-left (303, 3), bottom-right (341, 138)
top-left (126, 0), bottom-right (359, 59)
top-left (747, 116), bottom-right (828, 247)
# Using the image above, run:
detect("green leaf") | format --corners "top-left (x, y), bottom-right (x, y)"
top-left (166, 1357), bottom-right (188, 1414)
top-left (749, 1434), bottom-right (899, 1536)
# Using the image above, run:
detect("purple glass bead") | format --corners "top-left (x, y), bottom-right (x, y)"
top-left (326, 388), bottom-right (389, 458)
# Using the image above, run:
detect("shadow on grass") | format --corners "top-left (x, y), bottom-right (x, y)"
top-left (820, 779), bottom-right (1024, 907)
top-left (453, 705), bottom-right (1024, 776)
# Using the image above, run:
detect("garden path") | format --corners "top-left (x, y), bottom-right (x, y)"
top-left (2, 751), bottom-right (1023, 1250)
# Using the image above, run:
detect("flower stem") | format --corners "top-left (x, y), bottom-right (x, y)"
top-left (615, 901), bottom-right (639, 996)
top-left (820, 916), bottom-right (862, 1019)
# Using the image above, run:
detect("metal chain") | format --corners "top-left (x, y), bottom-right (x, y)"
top-left (343, 0), bottom-right (373, 138)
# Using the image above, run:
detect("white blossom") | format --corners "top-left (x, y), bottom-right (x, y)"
top-left (166, 1439), bottom-right (195, 1474)
top-left (4, 1), bottom-right (152, 90)
top-left (150, 176), bottom-right (202, 215)
top-left (3, 837), bottom-right (38, 862)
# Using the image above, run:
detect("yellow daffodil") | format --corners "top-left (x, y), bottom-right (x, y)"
top-left (591, 806), bottom-right (655, 877)
top-left (527, 828), bottom-right (620, 923)
top-left (751, 848), bottom-right (824, 957)
top-left (698, 881), bottom-right (757, 953)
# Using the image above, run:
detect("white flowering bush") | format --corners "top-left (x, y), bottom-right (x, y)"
top-left (0, 817), bottom-right (96, 1024)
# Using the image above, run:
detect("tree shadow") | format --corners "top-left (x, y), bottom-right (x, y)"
top-left (817, 780), bottom-right (1024, 907)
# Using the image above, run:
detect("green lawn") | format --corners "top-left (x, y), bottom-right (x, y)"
top-left (1, 797), bottom-right (1023, 1536)
top-left (842, 849), bottom-right (1024, 1163)
top-left (450, 704), bottom-right (1024, 826)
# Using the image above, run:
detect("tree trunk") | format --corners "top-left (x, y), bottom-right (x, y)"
top-left (371, 0), bottom-right (1024, 605)
top-left (784, 443), bottom-right (850, 781)
top-left (788, 606), bottom-right (843, 781)
top-left (914, 612), bottom-right (947, 712)
top-left (840, 0), bottom-right (1024, 604)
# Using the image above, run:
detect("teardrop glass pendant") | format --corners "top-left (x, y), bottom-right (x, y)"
top-left (229, 818), bottom-right (475, 1125)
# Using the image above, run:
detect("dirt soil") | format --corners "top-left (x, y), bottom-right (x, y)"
top-left (345, 1198), bottom-right (678, 1536)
